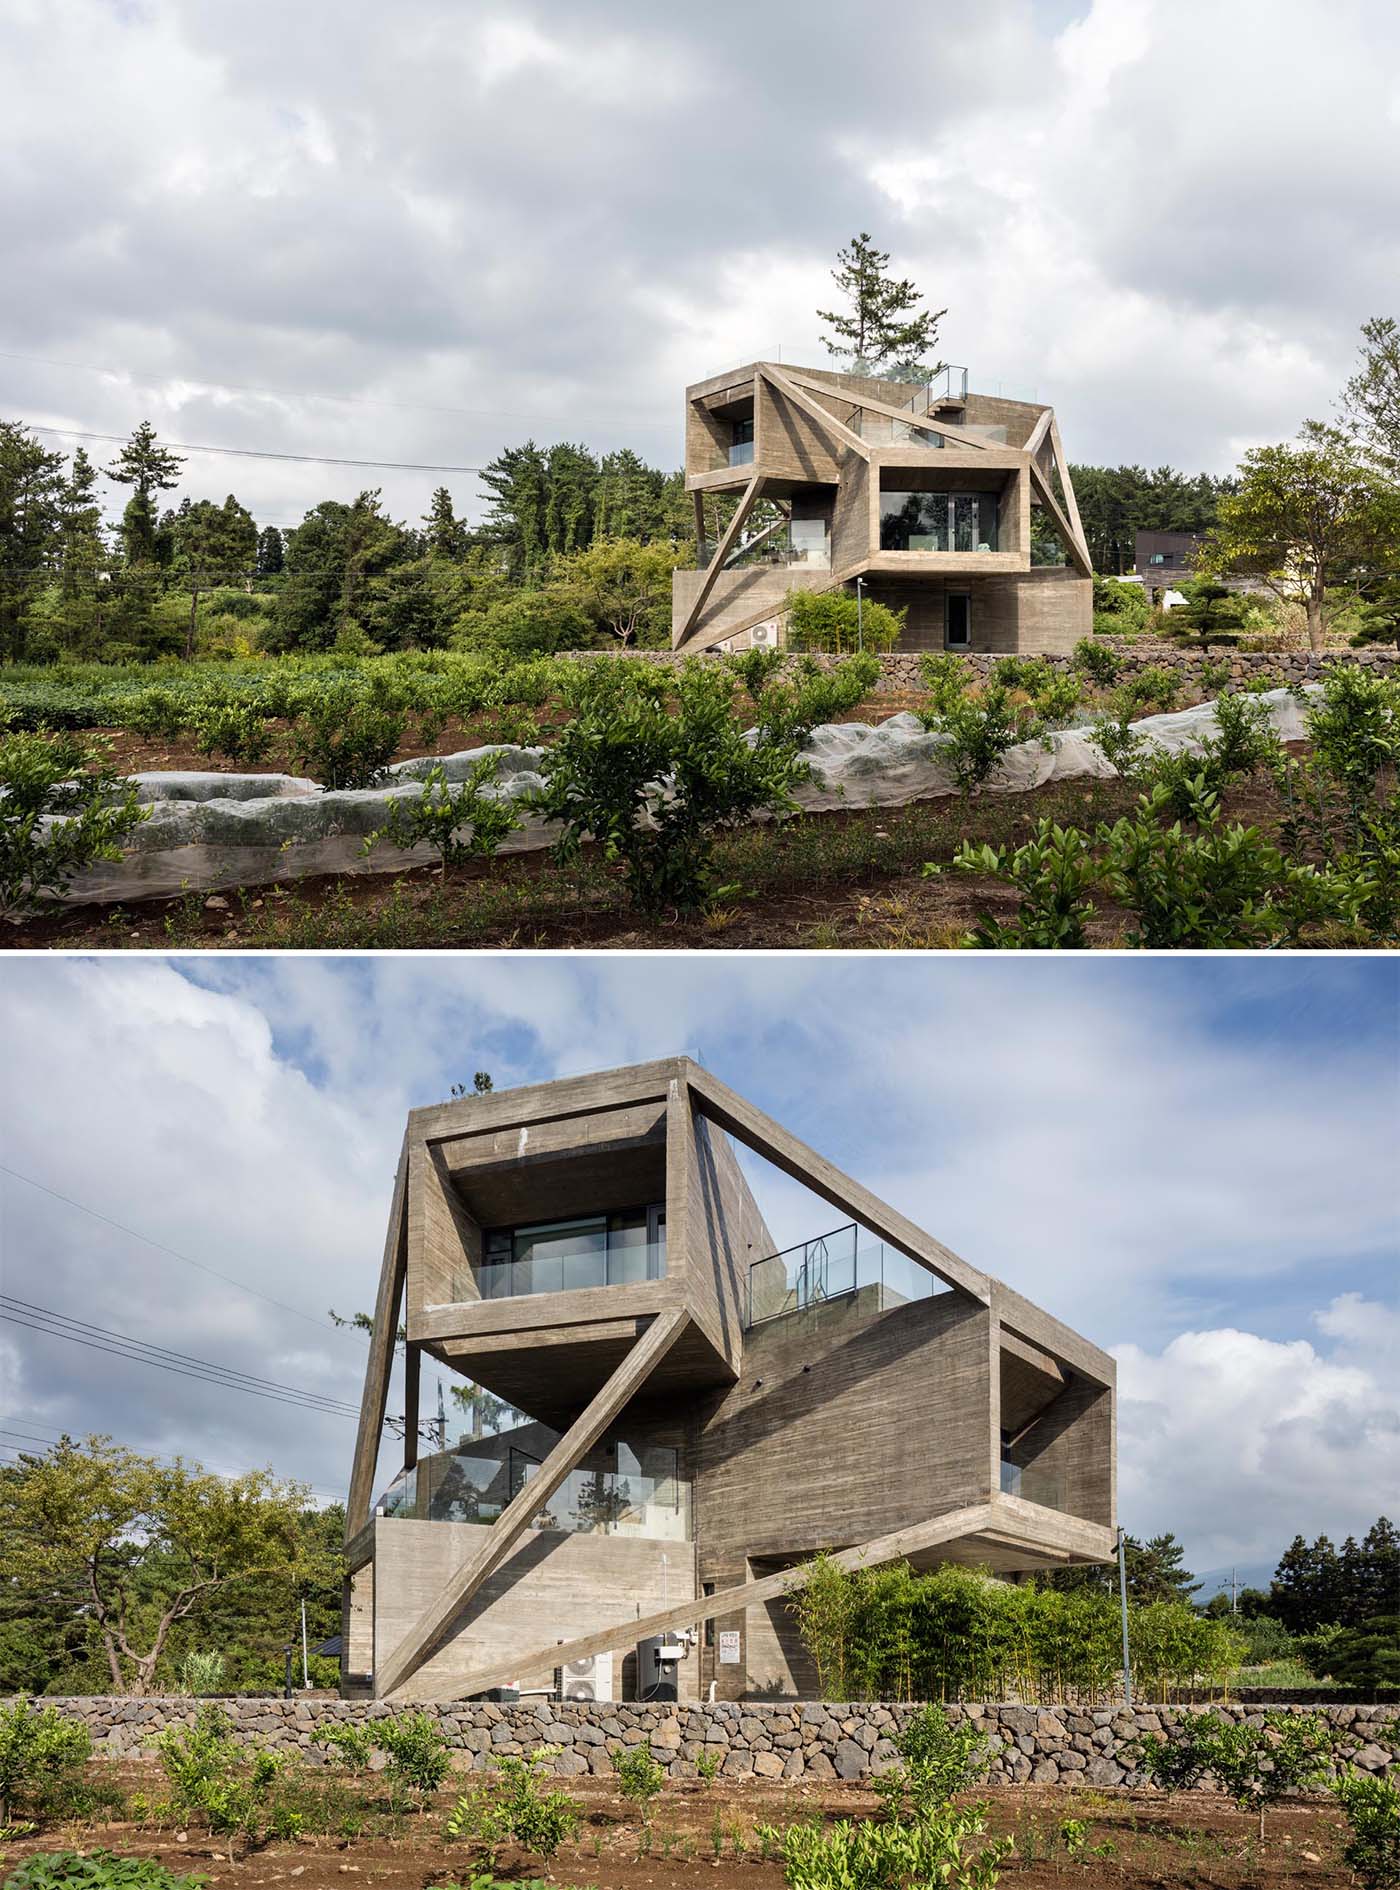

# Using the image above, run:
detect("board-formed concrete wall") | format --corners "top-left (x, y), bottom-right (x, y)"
top-left (32, 1697), bottom-right (1398, 1789)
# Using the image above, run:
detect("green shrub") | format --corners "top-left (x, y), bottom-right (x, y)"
top-left (694, 1747), bottom-right (723, 1785)
top-left (1092, 575), bottom-right (1150, 627)
top-left (609, 1743), bottom-right (665, 1819)
top-left (1307, 1616), bottom-right (1400, 1688)
top-left (1118, 664), bottom-right (1182, 716)
top-left (444, 1747), bottom-right (578, 1864)
top-left (290, 684), bottom-right (405, 789)
top-left (124, 687), bottom-right (189, 740)
top-left (1204, 1711), bottom-right (1337, 1838)
top-left (873, 1706), bottom-right (990, 1822)
top-left (0, 1701), bottom-right (92, 1828)
top-left (3, 1853), bottom-right (208, 1890)
top-left (307, 1723), bottom-right (374, 1771)
top-left (533, 659), bottom-right (810, 913)
top-left (178, 1652), bottom-right (226, 1698)
top-left (730, 646), bottom-right (786, 697)
top-left (0, 729), bottom-right (148, 916)
top-left (373, 1711), bottom-right (451, 1797)
top-left (946, 821), bottom-right (1100, 950)
top-left (1334, 1770), bottom-right (1400, 1889)
top-left (190, 703), bottom-right (275, 766)
top-left (1306, 664), bottom-right (1400, 802)
top-left (919, 652), bottom-right (970, 714)
top-left (364, 757), bottom-right (519, 875)
top-left (919, 682), bottom-right (1043, 794)
top-left (754, 652), bottom-right (880, 745)
top-left (786, 587), bottom-right (904, 655)
top-left (760, 1801), bottom-right (1013, 1890)
top-left (1072, 638), bottom-right (1121, 685)
top-left (1131, 1710), bottom-right (1220, 1794)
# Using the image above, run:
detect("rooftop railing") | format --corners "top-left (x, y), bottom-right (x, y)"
top-left (746, 1221), bottom-right (938, 1327)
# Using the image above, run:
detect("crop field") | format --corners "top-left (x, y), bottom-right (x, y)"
top-left (0, 1760), bottom-right (1365, 1890)
top-left (3, 649), bottom-right (1397, 950)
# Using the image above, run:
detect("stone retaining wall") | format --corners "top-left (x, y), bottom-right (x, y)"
top-left (580, 645), bottom-right (1400, 695)
top-left (34, 1697), bottom-right (1398, 1790)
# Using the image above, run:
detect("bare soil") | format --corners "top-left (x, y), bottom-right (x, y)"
top-left (10, 1766), bottom-right (1353, 1890)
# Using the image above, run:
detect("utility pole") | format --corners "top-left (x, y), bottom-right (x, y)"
top-left (301, 1597), bottom-right (310, 1689)
top-left (1117, 1526), bottom-right (1133, 1708)
top-left (436, 1380), bottom-right (447, 1452)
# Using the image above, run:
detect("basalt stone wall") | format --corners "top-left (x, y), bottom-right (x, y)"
top-left (33, 1697), bottom-right (1399, 1791)
top-left (575, 646), bottom-right (1400, 696)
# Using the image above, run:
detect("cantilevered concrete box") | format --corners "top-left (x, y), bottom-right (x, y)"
top-left (344, 1059), bottom-right (1116, 1703)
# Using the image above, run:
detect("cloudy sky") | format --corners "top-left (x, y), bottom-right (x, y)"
top-left (3, 0), bottom-right (1398, 535)
top-left (1, 954), bottom-right (1396, 1586)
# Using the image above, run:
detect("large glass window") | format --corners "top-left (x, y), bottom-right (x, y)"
top-left (879, 490), bottom-right (998, 552)
top-left (729, 416), bottom-right (755, 467)
top-left (480, 1206), bottom-right (665, 1299)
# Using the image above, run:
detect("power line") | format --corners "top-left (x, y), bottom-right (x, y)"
top-left (0, 1159), bottom-right (368, 1347)
top-left (0, 1424), bottom-right (344, 1501)
top-left (0, 343), bottom-right (675, 432)
top-left (0, 1297), bottom-right (363, 1420)
top-left (19, 424), bottom-right (485, 476)
top-left (0, 1296), bottom-right (363, 1413)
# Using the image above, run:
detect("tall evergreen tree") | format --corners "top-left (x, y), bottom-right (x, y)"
top-left (104, 421), bottom-right (185, 566)
top-left (255, 524), bottom-right (285, 576)
top-left (817, 233), bottom-right (946, 375)
top-left (423, 485), bottom-right (468, 559)
top-left (1341, 314), bottom-right (1400, 477)
top-left (0, 421), bottom-right (65, 656)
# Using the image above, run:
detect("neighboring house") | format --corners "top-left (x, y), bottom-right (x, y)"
top-left (1135, 530), bottom-right (1206, 597)
top-left (343, 1058), bottom-right (1117, 1704)
top-left (671, 362), bottom-right (1094, 655)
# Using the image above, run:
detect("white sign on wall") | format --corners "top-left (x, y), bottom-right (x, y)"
top-left (718, 1630), bottom-right (741, 1665)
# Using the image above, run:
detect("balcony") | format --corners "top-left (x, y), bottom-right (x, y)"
top-left (746, 1221), bottom-right (939, 1327)
top-left (376, 1431), bottom-right (690, 1541)
top-left (1000, 1458), bottom-right (1065, 1512)
top-left (478, 1208), bottom-right (665, 1301)
top-left (879, 489), bottom-right (1000, 553)
top-left (728, 440), bottom-right (755, 467)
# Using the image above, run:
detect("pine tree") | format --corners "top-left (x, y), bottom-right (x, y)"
top-left (816, 233), bottom-right (946, 375)
top-left (54, 446), bottom-right (108, 655)
top-left (104, 421), bottom-right (185, 566)
top-left (0, 421), bottom-right (65, 657)
top-left (256, 524), bottom-right (285, 576)
top-left (423, 486), bottom-right (468, 560)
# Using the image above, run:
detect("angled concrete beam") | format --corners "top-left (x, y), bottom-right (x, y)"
top-left (377, 1305), bottom-right (691, 1697)
top-left (406, 1502), bottom-right (997, 1702)
top-left (1049, 417), bottom-right (1091, 567)
top-left (345, 1133), bottom-right (409, 1542)
top-left (757, 366), bottom-right (871, 459)
top-left (676, 473), bottom-right (765, 646)
top-left (683, 1065), bottom-right (990, 1303)
top-left (1021, 407), bottom-right (1053, 462)
top-left (780, 370), bottom-right (995, 453)
top-left (1028, 461), bottom-right (1093, 578)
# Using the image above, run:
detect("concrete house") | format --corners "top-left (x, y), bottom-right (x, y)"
top-left (343, 1059), bottom-right (1116, 1704)
top-left (671, 363), bottom-right (1094, 657)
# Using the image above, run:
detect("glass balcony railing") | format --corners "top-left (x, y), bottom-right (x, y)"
top-left (728, 440), bottom-right (755, 467)
top-left (478, 1240), bottom-right (665, 1300)
top-left (1000, 1459), bottom-right (1065, 1512)
top-left (746, 1222), bottom-right (938, 1327)
top-left (375, 1434), bottom-right (690, 1540)
top-left (726, 521), bottom-right (831, 571)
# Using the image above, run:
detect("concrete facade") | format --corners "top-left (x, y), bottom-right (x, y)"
top-left (345, 1059), bottom-right (1117, 1706)
top-left (672, 363), bottom-right (1093, 657)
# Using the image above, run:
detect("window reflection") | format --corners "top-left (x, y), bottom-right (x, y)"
top-left (879, 490), bottom-right (999, 552)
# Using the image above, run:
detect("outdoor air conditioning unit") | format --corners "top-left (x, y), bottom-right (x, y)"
top-left (556, 1651), bottom-right (613, 1703)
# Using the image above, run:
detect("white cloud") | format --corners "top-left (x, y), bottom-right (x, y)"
top-left (1115, 1297), bottom-right (1400, 1568)
top-left (0, 0), bottom-right (1394, 537)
